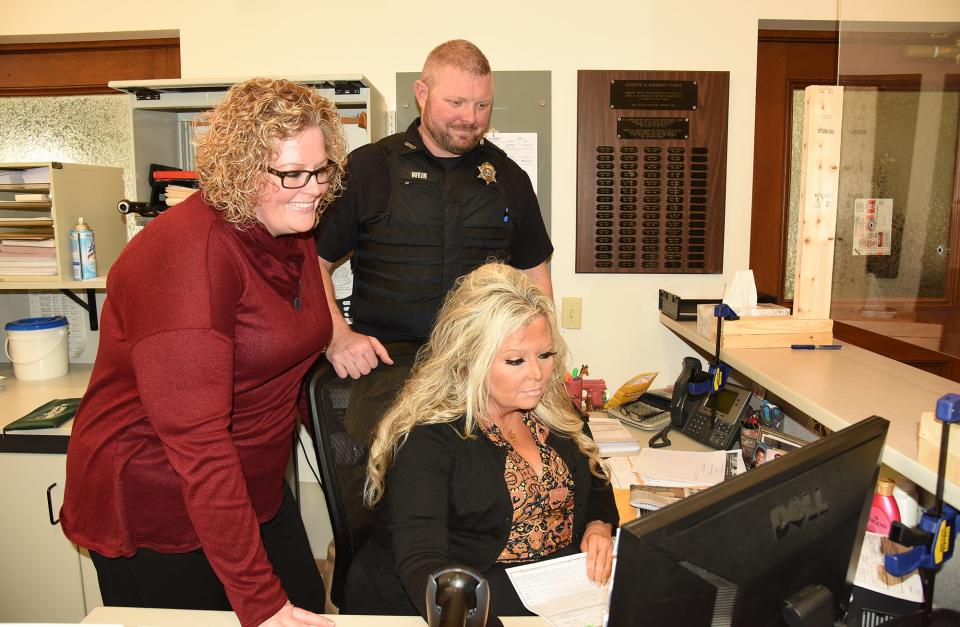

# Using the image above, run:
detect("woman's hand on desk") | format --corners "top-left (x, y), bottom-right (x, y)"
top-left (580, 520), bottom-right (614, 586)
top-left (259, 602), bottom-right (334, 627)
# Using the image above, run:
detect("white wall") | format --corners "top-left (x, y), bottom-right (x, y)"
top-left (4, 0), bottom-right (958, 389)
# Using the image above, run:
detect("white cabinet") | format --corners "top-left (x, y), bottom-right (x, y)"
top-left (0, 452), bottom-right (100, 622)
top-left (108, 75), bottom-right (386, 203)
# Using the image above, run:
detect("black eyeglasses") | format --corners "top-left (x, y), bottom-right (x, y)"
top-left (267, 163), bottom-right (339, 189)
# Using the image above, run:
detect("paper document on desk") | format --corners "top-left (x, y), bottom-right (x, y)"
top-left (853, 531), bottom-right (923, 602)
top-left (635, 448), bottom-right (744, 487)
top-left (605, 456), bottom-right (641, 489)
top-left (505, 552), bottom-right (610, 627)
top-left (588, 416), bottom-right (640, 455)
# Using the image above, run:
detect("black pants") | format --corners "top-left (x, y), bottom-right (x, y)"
top-left (90, 483), bottom-right (324, 614)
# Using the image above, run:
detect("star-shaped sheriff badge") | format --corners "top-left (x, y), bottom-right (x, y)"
top-left (477, 162), bottom-right (497, 185)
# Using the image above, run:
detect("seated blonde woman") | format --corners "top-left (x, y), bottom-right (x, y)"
top-left (344, 262), bottom-right (618, 624)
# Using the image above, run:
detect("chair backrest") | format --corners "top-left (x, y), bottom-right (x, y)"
top-left (304, 345), bottom-right (419, 609)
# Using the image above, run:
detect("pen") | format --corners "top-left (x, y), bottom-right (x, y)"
top-left (790, 344), bottom-right (842, 350)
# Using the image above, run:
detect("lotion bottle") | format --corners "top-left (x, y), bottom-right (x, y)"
top-left (866, 476), bottom-right (901, 535)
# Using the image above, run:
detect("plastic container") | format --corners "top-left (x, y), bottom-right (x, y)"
top-left (4, 316), bottom-right (69, 381)
top-left (866, 476), bottom-right (902, 535)
top-left (892, 476), bottom-right (921, 528)
top-left (69, 217), bottom-right (97, 280)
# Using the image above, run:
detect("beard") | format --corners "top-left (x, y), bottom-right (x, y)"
top-left (421, 100), bottom-right (487, 155)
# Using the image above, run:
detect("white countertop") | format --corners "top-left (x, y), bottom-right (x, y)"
top-left (0, 363), bottom-right (91, 434)
top-left (660, 313), bottom-right (959, 506)
top-left (83, 606), bottom-right (547, 626)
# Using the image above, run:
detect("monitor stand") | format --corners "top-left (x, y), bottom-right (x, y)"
top-left (782, 584), bottom-right (834, 626)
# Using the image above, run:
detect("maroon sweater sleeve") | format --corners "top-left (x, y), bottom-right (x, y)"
top-left (116, 222), bottom-right (286, 626)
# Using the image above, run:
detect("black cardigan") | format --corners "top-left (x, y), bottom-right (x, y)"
top-left (346, 417), bottom-right (619, 622)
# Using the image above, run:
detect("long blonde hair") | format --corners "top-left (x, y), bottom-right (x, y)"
top-left (363, 262), bottom-right (606, 506)
top-left (195, 77), bottom-right (347, 227)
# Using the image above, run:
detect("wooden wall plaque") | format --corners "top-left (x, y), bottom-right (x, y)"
top-left (576, 70), bottom-right (729, 273)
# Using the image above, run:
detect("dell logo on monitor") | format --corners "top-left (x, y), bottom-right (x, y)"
top-left (770, 488), bottom-right (830, 539)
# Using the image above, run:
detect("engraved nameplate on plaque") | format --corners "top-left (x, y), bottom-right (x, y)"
top-left (610, 80), bottom-right (698, 110)
top-left (617, 117), bottom-right (690, 141)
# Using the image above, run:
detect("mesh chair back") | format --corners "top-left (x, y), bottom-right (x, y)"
top-left (304, 359), bottom-right (371, 609)
top-left (304, 346), bottom-right (418, 609)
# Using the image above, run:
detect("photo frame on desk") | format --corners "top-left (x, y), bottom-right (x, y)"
top-left (757, 427), bottom-right (808, 454)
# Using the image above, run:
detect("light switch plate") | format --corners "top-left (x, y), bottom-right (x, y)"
top-left (561, 296), bottom-right (582, 329)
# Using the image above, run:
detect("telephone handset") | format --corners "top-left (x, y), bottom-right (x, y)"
top-left (670, 356), bottom-right (705, 428)
top-left (660, 356), bottom-right (753, 450)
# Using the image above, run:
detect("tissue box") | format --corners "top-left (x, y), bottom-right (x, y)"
top-left (918, 411), bottom-right (960, 484)
top-left (696, 304), bottom-right (832, 348)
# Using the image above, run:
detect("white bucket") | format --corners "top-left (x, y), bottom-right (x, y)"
top-left (4, 316), bottom-right (69, 381)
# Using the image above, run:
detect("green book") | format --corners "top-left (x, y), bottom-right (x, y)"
top-left (3, 398), bottom-right (80, 433)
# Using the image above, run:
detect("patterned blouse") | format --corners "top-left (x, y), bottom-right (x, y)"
top-left (482, 413), bottom-right (576, 563)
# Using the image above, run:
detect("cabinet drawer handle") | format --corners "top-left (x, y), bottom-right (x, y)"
top-left (46, 482), bottom-right (60, 525)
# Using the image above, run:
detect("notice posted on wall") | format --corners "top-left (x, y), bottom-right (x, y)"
top-left (852, 198), bottom-right (892, 256)
top-left (485, 132), bottom-right (538, 194)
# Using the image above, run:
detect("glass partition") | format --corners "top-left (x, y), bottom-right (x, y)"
top-left (785, 16), bottom-right (960, 361)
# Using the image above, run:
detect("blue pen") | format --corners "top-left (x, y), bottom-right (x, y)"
top-left (790, 344), bottom-right (842, 350)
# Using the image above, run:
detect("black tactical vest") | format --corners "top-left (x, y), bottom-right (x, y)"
top-left (351, 134), bottom-right (516, 341)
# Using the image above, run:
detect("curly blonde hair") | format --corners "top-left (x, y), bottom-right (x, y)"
top-left (363, 262), bottom-right (607, 507)
top-left (195, 77), bottom-right (347, 227)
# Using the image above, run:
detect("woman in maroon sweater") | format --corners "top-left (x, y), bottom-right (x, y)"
top-left (60, 78), bottom-right (344, 627)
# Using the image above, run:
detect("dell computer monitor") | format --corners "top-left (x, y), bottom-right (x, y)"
top-left (608, 415), bottom-right (889, 627)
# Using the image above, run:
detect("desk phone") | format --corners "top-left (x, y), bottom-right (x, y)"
top-left (680, 383), bottom-right (752, 449)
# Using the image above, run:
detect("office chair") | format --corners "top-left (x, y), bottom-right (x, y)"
top-left (303, 344), bottom-right (419, 611)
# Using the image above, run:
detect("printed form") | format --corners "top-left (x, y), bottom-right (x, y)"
top-left (505, 552), bottom-right (610, 627)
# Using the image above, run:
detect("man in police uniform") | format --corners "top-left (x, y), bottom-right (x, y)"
top-left (316, 39), bottom-right (553, 379)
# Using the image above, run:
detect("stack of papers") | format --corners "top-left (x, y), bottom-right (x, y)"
top-left (0, 238), bottom-right (57, 275)
top-left (588, 415), bottom-right (640, 455)
top-left (0, 166), bottom-right (49, 185)
top-left (634, 447), bottom-right (745, 487)
top-left (506, 552), bottom-right (610, 627)
top-left (163, 184), bottom-right (196, 206)
top-left (605, 449), bottom-right (745, 491)
top-left (853, 531), bottom-right (923, 603)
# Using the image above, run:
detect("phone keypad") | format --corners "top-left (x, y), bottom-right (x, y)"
top-left (682, 413), bottom-right (736, 449)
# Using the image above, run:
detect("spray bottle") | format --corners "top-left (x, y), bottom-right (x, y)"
top-left (69, 217), bottom-right (97, 280)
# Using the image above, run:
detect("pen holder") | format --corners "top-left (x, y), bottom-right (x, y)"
top-left (564, 378), bottom-right (584, 411)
